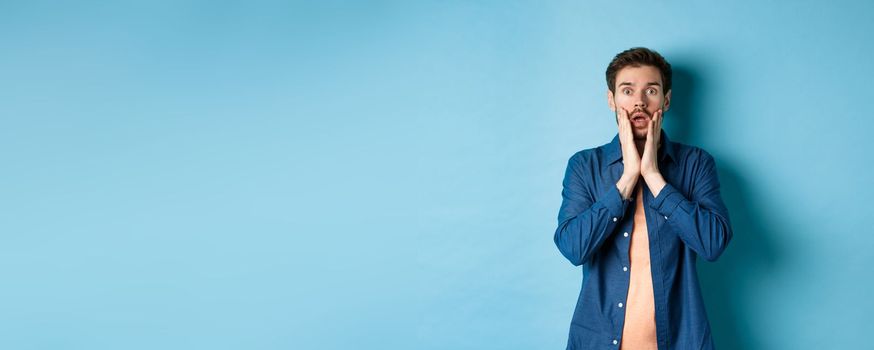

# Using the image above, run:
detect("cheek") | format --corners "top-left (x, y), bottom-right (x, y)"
top-left (646, 96), bottom-right (664, 109)
top-left (614, 95), bottom-right (632, 106)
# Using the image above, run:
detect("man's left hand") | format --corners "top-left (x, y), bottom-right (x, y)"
top-left (640, 109), bottom-right (663, 176)
top-left (641, 109), bottom-right (667, 196)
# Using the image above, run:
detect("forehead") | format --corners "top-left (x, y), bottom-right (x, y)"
top-left (615, 65), bottom-right (663, 85)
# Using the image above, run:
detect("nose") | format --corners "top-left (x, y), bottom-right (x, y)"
top-left (633, 95), bottom-right (647, 109)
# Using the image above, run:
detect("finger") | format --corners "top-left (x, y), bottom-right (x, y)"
top-left (616, 109), bottom-right (627, 137)
top-left (645, 119), bottom-right (652, 144)
top-left (619, 108), bottom-right (630, 131)
top-left (617, 110), bottom-right (624, 131)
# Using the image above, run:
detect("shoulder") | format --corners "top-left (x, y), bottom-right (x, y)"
top-left (670, 142), bottom-right (720, 185)
top-left (671, 140), bottom-right (717, 166)
top-left (567, 139), bottom-right (615, 166)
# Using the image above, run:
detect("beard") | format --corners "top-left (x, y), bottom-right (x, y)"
top-left (633, 128), bottom-right (648, 140)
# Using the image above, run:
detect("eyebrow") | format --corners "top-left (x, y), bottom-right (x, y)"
top-left (618, 81), bottom-right (662, 87)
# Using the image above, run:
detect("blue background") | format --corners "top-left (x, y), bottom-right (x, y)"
top-left (2, 1), bottom-right (872, 349)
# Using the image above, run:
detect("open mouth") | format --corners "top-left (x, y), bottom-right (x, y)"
top-left (631, 112), bottom-right (649, 123)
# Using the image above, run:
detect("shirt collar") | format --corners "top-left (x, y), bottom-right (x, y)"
top-left (605, 129), bottom-right (677, 165)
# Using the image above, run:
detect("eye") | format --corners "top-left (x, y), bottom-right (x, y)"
top-left (622, 89), bottom-right (632, 95)
top-left (646, 88), bottom-right (658, 95)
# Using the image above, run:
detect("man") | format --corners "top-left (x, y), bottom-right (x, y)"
top-left (553, 47), bottom-right (733, 350)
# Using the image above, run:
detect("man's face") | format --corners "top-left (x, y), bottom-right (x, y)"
top-left (607, 65), bottom-right (672, 140)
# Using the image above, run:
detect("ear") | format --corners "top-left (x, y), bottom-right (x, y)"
top-left (663, 89), bottom-right (672, 112)
top-left (607, 90), bottom-right (616, 112)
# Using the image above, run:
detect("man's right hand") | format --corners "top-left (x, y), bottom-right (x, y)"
top-left (615, 107), bottom-right (640, 200)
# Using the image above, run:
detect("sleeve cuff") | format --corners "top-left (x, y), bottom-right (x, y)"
top-left (598, 183), bottom-right (632, 220)
top-left (650, 183), bottom-right (684, 217)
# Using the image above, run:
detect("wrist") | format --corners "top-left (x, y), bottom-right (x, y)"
top-left (621, 171), bottom-right (639, 182)
top-left (622, 166), bottom-right (641, 178)
top-left (640, 166), bottom-right (659, 178)
top-left (616, 173), bottom-right (639, 200)
top-left (642, 172), bottom-right (667, 197)
top-left (642, 171), bottom-right (663, 182)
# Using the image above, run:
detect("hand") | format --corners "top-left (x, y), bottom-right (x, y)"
top-left (616, 107), bottom-right (640, 177)
top-left (614, 107), bottom-right (640, 200)
top-left (640, 109), bottom-right (663, 177)
top-left (640, 109), bottom-right (667, 197)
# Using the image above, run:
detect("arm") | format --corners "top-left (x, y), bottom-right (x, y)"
top-left (553, 154), bottom-right (633, 266)
top-left (649, 152), bottom-right (733, 262)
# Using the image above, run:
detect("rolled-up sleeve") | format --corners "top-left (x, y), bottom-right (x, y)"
top-left (650, 151), bottom-right (733, 262)
top-left (554, 153), bottom-right (631, 266)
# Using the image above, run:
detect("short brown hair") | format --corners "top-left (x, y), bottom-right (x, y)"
top-left (606, 47), bottom-right (672, 94)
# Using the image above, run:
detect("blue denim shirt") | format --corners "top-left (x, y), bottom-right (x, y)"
top-left (554, 130), bottom-right (733, 350)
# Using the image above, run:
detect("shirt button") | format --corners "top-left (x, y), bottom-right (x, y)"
top-left (623, 266), bottom-right (628, 271)
top-left (664, 215), bottom-right (668, 219)
top-left (613, 340), bottom-right (618, 345)
top-left (613, 217), bottom-right (618, 222)
top-left (623, 232), bottom-right (629, 237)
top-left (618, 302), bottom-right (623, 308)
